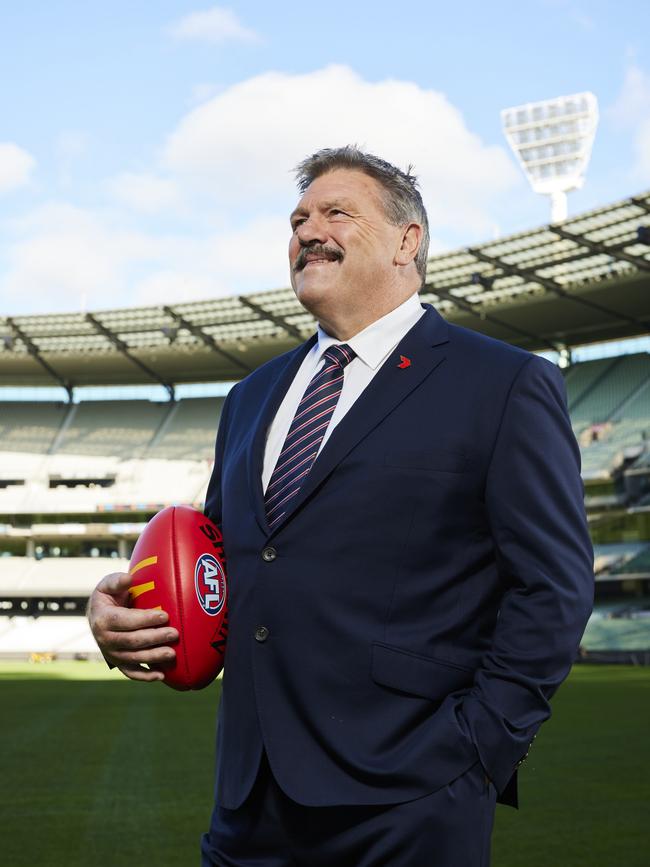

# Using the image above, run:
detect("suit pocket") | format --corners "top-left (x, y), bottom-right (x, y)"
top-left (370, 642), bottom-right (475, 702)
top-left (383, 447), bottom-right (467, 474)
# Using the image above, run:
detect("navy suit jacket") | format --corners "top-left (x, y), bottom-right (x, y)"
top-left (204, 302), bottom-right (594, 810)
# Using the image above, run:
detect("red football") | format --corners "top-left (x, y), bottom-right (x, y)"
top-left (128, 505), bottom-right (228, 691)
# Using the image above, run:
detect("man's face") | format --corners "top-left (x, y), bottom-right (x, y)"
top-left (288, 169), bottom-right (404, 325)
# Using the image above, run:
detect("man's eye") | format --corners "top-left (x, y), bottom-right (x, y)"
top-left (291, 219), bottom-right (306, 230)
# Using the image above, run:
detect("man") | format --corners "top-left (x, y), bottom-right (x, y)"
top-left (88, 147), bottom-right (594, 866)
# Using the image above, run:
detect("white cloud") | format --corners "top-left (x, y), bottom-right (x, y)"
top-left (0, 201), bottom-right (290, 315)
top-left (540, 1), bottom-right (594, 32)
top-left (54, 130), bottom-right (90, 187)
top-left (0, 142), bottom-right (35, 194)
top-left (609, 64), bottom-right (650, 126)
top-left (132, 269), bottom-right (222, 307)
top-left (1, 66), bottom-right (523, 315)
top-left (162, 65), bottom-right (518, 236)
top-left (189, 82), bottom-right (222, 106)
top-left (55, 130), bottom-right (89, 161)
top-left (108, 172), bottom-right (182, 214)
top-left (635, 119), bottom-right (650, 182)
top-left (609, 63), bottom-right (650, 184)
top-left (130, 215), bottom-right (290, 307)
top-left (205, 214), bottom-right (289, 286)
top-left (168, 6), bottom-right (260, 44)
top-left (2, 202), bottom-right (160, 313)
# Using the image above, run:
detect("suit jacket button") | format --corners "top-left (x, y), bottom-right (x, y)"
top-left (261, 547), bottom-right (277, 562)
top-left (255, 626), bottom-right (269, 643)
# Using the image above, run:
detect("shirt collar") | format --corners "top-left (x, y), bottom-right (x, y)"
top-left (316, 292), bottom-right (423, 370)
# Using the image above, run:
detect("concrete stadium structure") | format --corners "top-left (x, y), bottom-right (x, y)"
top-left (1, 191), bottom-right (649, 661)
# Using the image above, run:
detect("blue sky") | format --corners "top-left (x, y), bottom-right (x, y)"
top-left (1, 0), bottom-right (649, 316)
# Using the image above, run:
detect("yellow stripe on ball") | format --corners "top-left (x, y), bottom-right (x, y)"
top-left (128, 580), bottom-right (156, 599)
top-left (129, 555), bottom-right (158, 576)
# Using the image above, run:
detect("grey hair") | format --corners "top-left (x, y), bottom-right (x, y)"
top-left (294, 146), bottom-right (430, 284)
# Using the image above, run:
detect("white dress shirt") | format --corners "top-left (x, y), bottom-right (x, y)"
top-left (262, 292), bottom-right (426, 494)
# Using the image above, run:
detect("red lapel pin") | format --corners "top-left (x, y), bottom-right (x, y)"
top-left (397, 355), bottom-right (411, 368)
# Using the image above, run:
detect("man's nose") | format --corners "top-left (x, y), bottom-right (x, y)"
top-left (296, 214), bottom-right (328, 244)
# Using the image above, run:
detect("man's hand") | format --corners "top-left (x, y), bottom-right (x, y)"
top-left (87, 571), bottom-right (178, 682)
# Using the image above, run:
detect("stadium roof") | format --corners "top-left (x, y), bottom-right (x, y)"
top-left (1, 190), bottom-right (649, 394)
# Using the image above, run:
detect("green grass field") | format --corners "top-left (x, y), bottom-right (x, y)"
top-left (0, 662), bottom-right (647, 866)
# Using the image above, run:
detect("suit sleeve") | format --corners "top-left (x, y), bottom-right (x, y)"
top-left (204, 386), bottom-right (236, 527)
top-left (460, 355), bottom-right (594, 796)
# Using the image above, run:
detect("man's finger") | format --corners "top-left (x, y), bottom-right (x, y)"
top-left (109, 646), bottom-right (176, 665)
top-left (96, 571), bottom-right (133, 596)
top-left (97, 606), bottom-right (172, 634)
top-left (117, 663), bottom-right (166, 683)
top-left (104, 635), bottom-right (178, 659)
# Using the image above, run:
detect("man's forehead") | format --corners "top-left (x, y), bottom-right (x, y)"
top-left (292, 169), bottom-right (385, 213)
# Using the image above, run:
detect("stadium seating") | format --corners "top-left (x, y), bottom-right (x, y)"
top-left (0, 401), bottom-right (69, 454)
top-left (565, 353), bottom-right (650, 477)
top-left (3, 372), bottom-right (640, 480)
top-left (0, 397), bottom-right (222, 462)
top-left (0, 451), bottom-right (211, 513)
top-left (581, 615), bottom-right (650, 652)
top-left (579, 441), bottom-right (624, 479)
top-left (593, 542), bottom-right (649, 576)
top-left (56, 400), bottom-right (169, 458)
top-left (565, 357), bottom-right (621, 422)
top-left (107, 457), bottom-right (211, 506)
top-left (146, 396), bottom-right (224, 460)
top-left (567, 353), bottom-right (650, 427)
top-left (0, 616), bottom-right (98, 657)
top-left (1, 353), bottom-right (649, 659)
top-left (610, 545), bottom-right (650, 575)
top-left (0, 556), bottom-right (125, 596)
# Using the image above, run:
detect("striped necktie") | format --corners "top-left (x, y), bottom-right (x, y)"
top-left (265, 343), bottom-right (356, 531)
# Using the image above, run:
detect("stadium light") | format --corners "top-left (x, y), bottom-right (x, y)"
top-left (501, 91), bottom-right (599, 222)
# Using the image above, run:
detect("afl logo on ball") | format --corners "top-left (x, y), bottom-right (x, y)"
top-left (194, 553), bottom-right (226, 616)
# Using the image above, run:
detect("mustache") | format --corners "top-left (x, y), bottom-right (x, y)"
top-left (293, 244), bottom-right (344, 272)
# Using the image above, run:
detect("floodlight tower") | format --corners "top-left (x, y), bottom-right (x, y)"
top-left (501, 92), bottom-right (598, 222)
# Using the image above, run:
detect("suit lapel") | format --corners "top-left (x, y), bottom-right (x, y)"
top-left (267, 304), bottom-right (449, 537)
top-left (246, 334), bottom-right (317, 534)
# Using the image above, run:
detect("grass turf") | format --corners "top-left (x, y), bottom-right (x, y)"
top-left (0, 662), bottom-right (647, 866)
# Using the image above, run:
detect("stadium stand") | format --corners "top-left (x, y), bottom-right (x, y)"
top-left (0, 557), bottom-right (121, 596)
top-left (611, 545), bottom-right (650, 575)
top-left (565, 357), bottom-right (621, 418)
top-left (593, 542), bottom-right (649, 575)
top-left (1, 190), bottom-right (649, 661)
top-left (56, 400), bottom-right (169, 458)
top-left (581, 617), bottom-right (650, 644)
top-left (0, 401), bottom-right (68, 453)
top-left (633, 449), bottom-right (650, 469)
top-left (0, 616), bottom-right (96, 658)
top-left (567, 353), bottom-right (650, 479)
top-left (0, 397), bottom-right (223, 461)
top-left (568, 353), bottom-right (650, 428)
top-left (0, 451), bottom-right (211, 514)
top-left (146, 396), bottom-right (225, 460)
top-left (1, 191), bottom-right (648, 391)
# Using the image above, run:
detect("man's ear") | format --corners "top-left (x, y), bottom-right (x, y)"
top-left (394, 223), bottom-right (422, 266)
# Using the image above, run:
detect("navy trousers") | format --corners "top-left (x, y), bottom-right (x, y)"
top-left (201, 753), bottom-right (497, 867)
